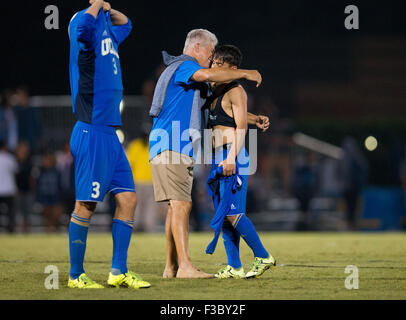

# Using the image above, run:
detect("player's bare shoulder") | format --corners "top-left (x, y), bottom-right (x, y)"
top-left (226, 84), bottom-right (248, 106)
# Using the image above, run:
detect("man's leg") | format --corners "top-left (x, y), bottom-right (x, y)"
top-left (107, 191), bottom-right (151, 288)
top-left (163, 203), bottom-right (178, 278)
top-left (213, 218), bottom-right (245, 279)
top-left (227, 214), bottom-right (276, 278)
top-left (69, 201), bottom-right (96, 279)
top-left (5, 197), bottom-right (15, 233)
top-left (170, 200), bottom-right (213, 278)
top-left (228, 214), bottom-right (268, 259)
top-left (111, 192), bottom-right (137, 275)
top-left (222, 219), bottom-right (242, 269)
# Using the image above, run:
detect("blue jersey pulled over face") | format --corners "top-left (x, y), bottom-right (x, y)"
top-left (68, 9), bottom-right (132, 126)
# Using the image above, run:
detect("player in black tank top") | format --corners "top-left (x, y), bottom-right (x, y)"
top-left (205, 45), bottom-right (276, 280)
top-left (207, 81), bottom-right (239, 129)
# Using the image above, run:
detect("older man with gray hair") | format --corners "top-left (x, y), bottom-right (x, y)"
top-left (149, 28), bottom-right (262, 278)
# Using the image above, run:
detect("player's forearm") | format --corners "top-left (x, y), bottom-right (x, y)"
top-left (110, 9), bottom-right (129, 25)
top-left (227, 127), bottom-right (247, 163)
top-left (247, 112), bottom-right (259, 125)
top-left (77, 13), bottom-right (98, 48)
top-left (85, 0), bottom-right (104, 19)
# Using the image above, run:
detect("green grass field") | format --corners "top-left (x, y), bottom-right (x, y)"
top-left (0, 232), bottom-right (405, 300)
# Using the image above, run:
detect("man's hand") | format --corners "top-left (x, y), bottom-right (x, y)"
top-left (89, 0), bottom-right (104, 7)
top-left (245, 70), bottom-right (262, 87)
top-left (86, 0), bottom-right (104, 18)
top-left (255, 115), bottom-right (270, 132)
top-left (103, 1), bottom-right (111, 12)
top-left (89, 0), bottom-right (110, 11)
top-left (219, 159), bottom-right (236, 177)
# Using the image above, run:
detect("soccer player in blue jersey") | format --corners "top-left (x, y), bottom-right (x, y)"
top-left (67, 0), bottom-right (150, 289)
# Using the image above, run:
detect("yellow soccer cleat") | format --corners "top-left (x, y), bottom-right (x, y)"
top-left (107, 271), bottom-right (151, 289)
top-left (67, 273), bottom-right (104, 289)
top-left (215, 265), bottom-right (245, 279)
top-left (245, 254), bottom-right (277, 279)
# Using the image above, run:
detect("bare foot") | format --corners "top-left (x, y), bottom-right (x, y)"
top-left (176, 268), bottom-right (215, 279)
top-left (163, 268), bottom-right (178, 279)
top-left (163, 264), bottom-right (178, 278)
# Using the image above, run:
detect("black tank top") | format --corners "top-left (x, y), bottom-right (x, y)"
top-left (207, 81), bottom-right (239, 128)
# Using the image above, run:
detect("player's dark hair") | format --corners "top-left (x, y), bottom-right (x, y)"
top-left (211, 44), bottom-right (243, 68)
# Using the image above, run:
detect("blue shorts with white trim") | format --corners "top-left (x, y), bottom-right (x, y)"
top-left (70, 121), bottom-right (135, 202)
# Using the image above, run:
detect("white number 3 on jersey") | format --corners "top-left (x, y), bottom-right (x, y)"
top-left (91, 182), bottom-right (100, 199)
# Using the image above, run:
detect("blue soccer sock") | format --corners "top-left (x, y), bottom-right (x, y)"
top-left (69, 213), bottom-right (90, 279)
top-left (222, 221), bottom-right (242, 269)
top-left (111, 219), bottom-right (134, 275)
top-left (233, 214), bottom-right (269, 259)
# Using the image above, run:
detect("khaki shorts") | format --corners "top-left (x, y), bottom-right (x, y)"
top-left (150, 151), bottom-right (194, 202)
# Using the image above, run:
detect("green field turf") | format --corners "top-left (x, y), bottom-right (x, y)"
top-left (0, 232), bottom-right (405, 300)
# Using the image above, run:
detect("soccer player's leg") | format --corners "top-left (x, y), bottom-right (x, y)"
top-left (106, 144), bottom-right (151, 289)
top-left (232, 213), bottom-right (276, 279)
top-left (215, 219), bottom-right (245, 279)
top-left (67, 122), bottom-right (115, 288)
top-left (228, 171), bottom-right (276, 279)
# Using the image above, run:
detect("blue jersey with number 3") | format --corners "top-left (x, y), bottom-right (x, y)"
top-left (68, 8), bottom-right (132, 126)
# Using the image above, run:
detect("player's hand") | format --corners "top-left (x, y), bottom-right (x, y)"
top-left (103, 1), bottom-right (111, 12)
top-left (89, 0), bottom-right (104, 8)
top-left (219, 159), bottom-right (236, 177)
top-left (245, 70), bottom-right (262, 87)
top-left (256, 115), bottom-right (270, 132)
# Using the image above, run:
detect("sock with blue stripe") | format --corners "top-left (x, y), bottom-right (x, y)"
top-left (111, 219), bottom-right (134, 275)
top-left (222, 220), bottom-right (242, 269)
top-left (234, 214), bottom-right (269, 259)
top-left (69, 213), bottom-right (90, 279)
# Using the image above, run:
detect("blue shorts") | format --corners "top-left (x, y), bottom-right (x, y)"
top-left (211, 145), bottom-right (250, 217)
top-left (70, 121), bottom-right (135, 202)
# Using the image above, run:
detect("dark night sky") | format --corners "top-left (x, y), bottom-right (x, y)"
top-left (1, 0), bottom-right (405, 95)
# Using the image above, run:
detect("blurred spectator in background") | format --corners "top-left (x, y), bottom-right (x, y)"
top-left (291, 151), bottom-right (319, 230)
top-left (56, 141), bottom-right (75, 216)
top-left (15, 141), bottom-right (35, 233)
top-left (13, 86), bottom-right (43, 153)
top-left (400, 146), bottom-right (406, 196)
top-left (0, 140), bottom-right (18, 233)
top-left (141, 64), bottom-right (166, 106)
top-left (399, 146), bottom-right (406, 229)
top-left (139, 64), bottom-right (166, 127)
top-left (319, 157), bottom-right (342, 198)
top-left (338, 137), bottom-right (369, 231)
top-left (246, 177), bottom-right (260, 214)
top-left (257, 100), bottom-right (295, 196)
top-left (36, 152), bottom-right (62, 233)
top-left (0, 89), bottom-right (18, 152)
top-left (127, 125), bottom-right (164, 232)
